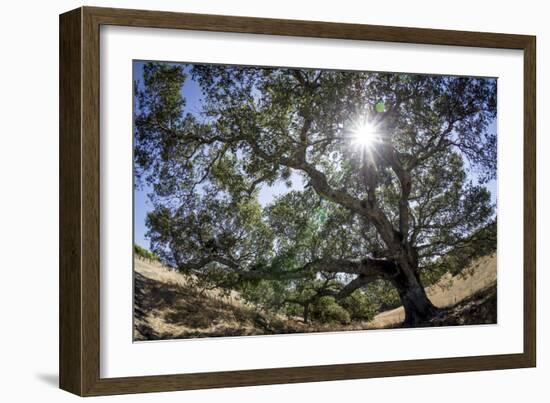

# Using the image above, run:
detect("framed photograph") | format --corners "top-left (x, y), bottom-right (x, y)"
top-left (59, 6), bottom-right (536, 396)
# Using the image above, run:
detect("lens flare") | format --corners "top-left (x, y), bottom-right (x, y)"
top-left (352, 121), bottom-right (377, 147)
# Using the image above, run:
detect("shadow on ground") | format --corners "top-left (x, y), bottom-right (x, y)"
top-left (35, 373), bottom-right (58, 388)
top-left (134, 271), bottom-right (288, 340)
top-left (134, 255), bottom-right (497, 340)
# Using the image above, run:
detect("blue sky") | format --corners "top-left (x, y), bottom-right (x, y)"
top-left (133, 61), bottom-right (307, 247)
top-left (133, 61), bottom-right (497, 249)
top-left (133, 61), bottom-right (200, 247)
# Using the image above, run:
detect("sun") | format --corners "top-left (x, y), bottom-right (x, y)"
top-left (352, 121), bottom-right (377, 147)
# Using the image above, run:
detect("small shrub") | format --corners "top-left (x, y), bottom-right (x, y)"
top-left (134, 244), bottom-right (160, 262)
top-left (310, 296), bottom-right (351, 325)
top-left (340, 291), bottom-right (378, 322)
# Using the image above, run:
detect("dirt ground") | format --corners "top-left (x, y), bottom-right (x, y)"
top-left (134, 252), bottom-right (497, 340)
top-left (368, 253), bottom-right (496, 328)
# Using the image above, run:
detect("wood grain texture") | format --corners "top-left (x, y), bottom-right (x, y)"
top-left (81, 6), bottom-right (102, 396)
top-left (85, 6), bottom-right (532, 49)
top-left (59, 6), bottom-right (537, 396)
top-left (59, 7), bottom-right (83, 396)
top-left (523, 37), bottom-right (536, 367)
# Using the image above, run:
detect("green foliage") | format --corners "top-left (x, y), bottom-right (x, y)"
top-left (134, 244), bottom-right (160, 262)
top-left (364, 279), bottom-right (402, 311)
top-left (310, 296), bottom-right (351, 325)
top-left (239, 279), bottom-right (291, 313)
top-left (421, 220), bottom-right (497, 286)
top-left (340, 291), bottom-right (379, 322)
top-left (133, 61), bottom-right (497, 326)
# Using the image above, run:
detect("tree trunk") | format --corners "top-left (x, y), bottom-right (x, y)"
top-left (392, 268), bottom-right (438, 327)
top-left (303, 303), bottom-right (310, 324)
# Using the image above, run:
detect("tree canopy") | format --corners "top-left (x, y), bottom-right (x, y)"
top-left (134, 62), bottom-right (497, 326)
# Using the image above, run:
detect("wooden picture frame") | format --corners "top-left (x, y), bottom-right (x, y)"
top-left (59, 6), bottom-right (536, 396)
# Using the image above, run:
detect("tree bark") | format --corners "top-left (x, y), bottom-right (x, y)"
top-left (392, 267), bottom-right (438, 327)
top-left (303, 302), bottom-right (310, 324)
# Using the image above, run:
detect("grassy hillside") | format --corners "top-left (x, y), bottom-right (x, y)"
top-left (134, 252), bottom-right (497, 341)
top-left (134, 257), bottom-right (303, 340)
top-left (368, 253), bottom-right (496, 328)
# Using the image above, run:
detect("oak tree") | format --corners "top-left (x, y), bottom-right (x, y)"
top-left (135, 63), bottom-right (496, 326)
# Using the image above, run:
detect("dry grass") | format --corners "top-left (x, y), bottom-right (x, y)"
top-left (367, 252), bottom-right (497, 328)
top-left (134, 257), bottom-right (264, 340)
top-left (134, 252), bottom-right (497, 340)
top-left (135, 257), bottom-right (243, 306)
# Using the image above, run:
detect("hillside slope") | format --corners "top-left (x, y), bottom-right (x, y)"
top-left (134, 258), bottom-right (304, 340)
top-left (134, 253), bottom-right (497, 341)
top-left (368, 253), bottom-right (497, 328)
